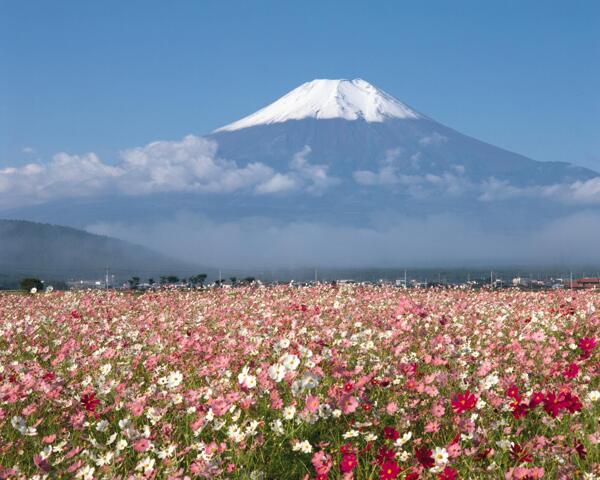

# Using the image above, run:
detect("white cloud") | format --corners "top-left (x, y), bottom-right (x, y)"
top-left (255, 173), bottom-right (299, 194)
top-left (353, 165), bottom-right (469, 196)
top-left (419, 132), bottom-right (448, 146)
top-left (289, 146), bottom-right (340, 193)
top-left (87, 210), bottom-right (600, 269)
top-left (0, 136), bottom-right (341, 209)
top-left (0, 152), bottom-right (123, 208)
top-left (478, 176), bottom-right (600, 204)
top-left (21, 146), bottom-right (36, 155)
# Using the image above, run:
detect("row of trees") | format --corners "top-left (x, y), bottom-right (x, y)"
top-left (127, 274), bottom-right (257, 290)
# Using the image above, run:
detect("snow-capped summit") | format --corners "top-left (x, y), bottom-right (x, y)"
top-left (215, 78), bottom-right (422, 132)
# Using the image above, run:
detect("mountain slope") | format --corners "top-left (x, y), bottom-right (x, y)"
top-left (0, 219), bottom-right (205, 285)
top-left (210, 79), bottom-right (597, 187)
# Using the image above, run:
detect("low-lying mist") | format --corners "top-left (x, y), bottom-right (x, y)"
top-left (86, 210), bottom-right (600, 270)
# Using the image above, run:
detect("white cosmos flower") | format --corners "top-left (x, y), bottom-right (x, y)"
top-left (300, 372), bottom-right (320, 390)
top-left (96, 452), bottom-right (114, 467)
top-left (270, 419), bottom-right (284, 435)
top-left (165, 370), bottom-right (183, 389)
top-left (280, 354), bottom-right (300, 371)
top-left (283, 405), bottom-right (296, 420)
top-left (433, 447), bottom-right (448, 466)
top-left (292, 440), bottom-right (313, 453)
top-left (11, 416), bottom-right (37, 436)
top-left (158, 444), bottom-right (176, 459)
top-left (398, 450), bottom-right (410, 461)
top-left (75, 465), bottom-right (95, 480)
top-left (238, 366), bottom-right (257, 389)
top-left (588, 390), bottom-right (600, 402)
top-left (135, 456), bottom-right (155, 474)
top-left (395, 431), bottom-right (412, 447)
top-left (95, 420), bottom-right (109, 432)
top-left (268, 363), bottom-right (286, 382)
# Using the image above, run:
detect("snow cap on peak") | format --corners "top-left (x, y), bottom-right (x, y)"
top-left (215, 78), bottom-right (421, 132)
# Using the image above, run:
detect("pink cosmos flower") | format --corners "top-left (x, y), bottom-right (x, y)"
top-left (305, 395), bottom-right (320, 413)
top-left (311, 450), bottom-right (333, 475)
top-left (340, 395), bottom-right (359, 415)
top-left (133, 438), bottom-right (151, 452)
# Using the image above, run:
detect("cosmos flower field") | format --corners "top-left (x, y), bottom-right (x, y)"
top-left (0, 286), bottom-right (599, 479)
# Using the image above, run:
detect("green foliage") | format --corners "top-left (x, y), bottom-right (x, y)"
top-left (19, 277), bottom-right (43, 292)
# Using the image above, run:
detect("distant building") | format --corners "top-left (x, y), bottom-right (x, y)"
top-left (566, 277), bottom-right (600, 289)
top-left (512, 277), bottom-right (532, 287)
top-left (67, 279), bottom-right (104, 290)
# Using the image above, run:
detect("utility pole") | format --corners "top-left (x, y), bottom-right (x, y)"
top-left (314, 268), bottom-right (318, 284)
top-left (570, 271), bottom-right (573, 291)
top-left (219, 269), bottom-right (222, 284)
top-left (490, 270), bottom-right (494, 289)
top-left (404, 269), bottom-right (407, 288)
top-left (105, 267), bottom-right (109, 290)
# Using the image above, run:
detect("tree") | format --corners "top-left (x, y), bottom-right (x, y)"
top-left (128, 276), bottom-right (140, 290)
top-left (229, 276), bottom-right (237, 286)
top-left (20, 277), bottom-right (43, 292)
top-left (190, 273), bottom-right (207, 287)
top-left (148, 278), bottom-right (155, 286)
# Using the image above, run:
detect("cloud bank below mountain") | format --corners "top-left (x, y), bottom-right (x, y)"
top-left (87, 210), bottom-right (600, 269)
top-left (2, 134), bottom-right (600, 210)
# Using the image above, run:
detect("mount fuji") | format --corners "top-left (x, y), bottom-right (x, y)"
top-left (210, 78), bottom-right (595, 188)
top-left (4, 78), bottom-right (600, 266)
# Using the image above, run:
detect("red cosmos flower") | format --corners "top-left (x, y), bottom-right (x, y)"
top-left (71, 309), bottom-right (81, 319)
top-left (438, 467), bottom-right (458, 480)
top-left (579, 337), bottom-right (597, 359)
top-left (506, 385), bottom-right (520, 399)
top-left (543, 390), bottom-right (582, 417)
top-left (476, 448), bottom-right (492, 461)
top-left (340, 443), bottom-right (354, 455)
top-left (451, 390), bottom-right (477, 414)
top-left (379, 460), bottom-right (400, 480)
top-left (377, 447), bottom-right (396, 465)
top-left (340, 453), bottom-right (358, 473)
top-left (511, 403), bottom-right (528, 420)
top-left (42, 372), bottom-right (55, 382)
top-left (344, 382), bottom-right (354, 392)
top-left (561, 391), bottom-right (582, 413)
top-left (510, 444), bottom-right (533, 464)
top-left (579, 336), bottom-right (597, 352)
top-left (528, 392), bottom-right (544, 408)
top-left (383, 426), bottom-right (400, 441)
top-left (415, 446), bottom-right (435, 468)
top-left (575, 442), bottom-right (587, 459)
top-left (405, 473), bottom-right (420, 480)
top-left (563, 363), bottom-right (579, 380)
top-left (80, 392), bottom-right (100, 412)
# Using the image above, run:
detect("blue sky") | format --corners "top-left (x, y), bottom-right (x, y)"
top-left (1, 0), bottom-right (599, 169)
